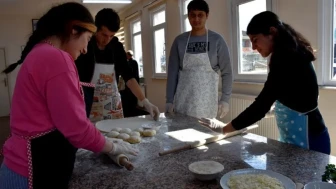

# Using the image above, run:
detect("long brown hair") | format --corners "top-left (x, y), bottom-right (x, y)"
top-left (2, 2), bottom-right (94, 74)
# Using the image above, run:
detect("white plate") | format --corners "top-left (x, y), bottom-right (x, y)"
top-left (95, 117), bottom-right (160, 133)
top-left (220, 169), bottom-right (296, 189)
top-left (189, 161), bottom-right (224, 175)
top-left (304, 181), bottom-right (336, 189)
top-left (189, 161), bottom-right (224, 181)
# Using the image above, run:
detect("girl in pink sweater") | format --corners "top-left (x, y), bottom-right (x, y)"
top-left (0, 2), bottom-right (138, 189)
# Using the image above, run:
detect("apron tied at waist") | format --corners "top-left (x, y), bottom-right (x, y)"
top-left (274, 100), bottom-right (317, 149)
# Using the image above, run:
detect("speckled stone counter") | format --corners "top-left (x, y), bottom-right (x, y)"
top-left (69, 114), bottom-right (336, 189)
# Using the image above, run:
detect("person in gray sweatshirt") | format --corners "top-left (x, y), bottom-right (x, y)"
top-left (166, 0), bottom-right (233, 119)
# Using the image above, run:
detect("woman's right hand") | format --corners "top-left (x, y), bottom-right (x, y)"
top-left (199, 118), bottom-right (236, 134)
top-left (107, 138), bottom-right (139, 157)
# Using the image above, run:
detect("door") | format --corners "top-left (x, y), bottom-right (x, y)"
top-left (0, 48), bottom-right (10, 117)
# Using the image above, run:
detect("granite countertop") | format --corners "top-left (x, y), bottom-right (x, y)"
top-left (69, 114), bottom-right (336, 189)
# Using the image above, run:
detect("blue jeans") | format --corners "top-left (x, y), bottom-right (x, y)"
top-left (0, 163), bottom-right (28, 189)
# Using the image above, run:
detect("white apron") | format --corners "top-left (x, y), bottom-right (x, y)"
top-left (174, 30), bottom-right (219, 119)
top-left (89, 63), bottom-right (124, 122)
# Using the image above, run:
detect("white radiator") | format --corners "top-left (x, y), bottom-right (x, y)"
top-left (228, 94), bottom-right (279, 140)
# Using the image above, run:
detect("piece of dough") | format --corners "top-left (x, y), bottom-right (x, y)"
top-left (111, 127), bottom-right (122, 132)
top-left (106, 131), bottom-right (119, 138)
top-left (130, 131), bottom-right (141, 137)
top-left (142, 129), bottom-right (156, 137)
top-left (134, 128), bottom-right (144, 133)
top-left (127, 136), bottom-right (141, 144)
top-left (117, 133), bottom-right (130, 141)
top-left (120, 128), bottom-right (132, 135)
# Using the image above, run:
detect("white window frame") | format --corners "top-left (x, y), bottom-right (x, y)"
top-left (150, 5), bottom-right (167, 78)
top-left (317, 0), bottom-right (336, 86)
top-left (180, 0), bottom-right (191, 32)
top-left (229, 0), bottom-right (276, 83)
top-left (130, 18), bottom-right (143, 78)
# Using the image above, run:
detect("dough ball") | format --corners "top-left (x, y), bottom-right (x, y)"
top-left (142, 129), bottom-right (156, 137)
top-left (127, 136), bottom-right (141, 144)
top-left (117, 133), bottom-right (130, 141)
top-left (111, 127), bottom-right (122, 132)
top-left (134, 128), bottom-right (144, 133)
top-left (120, 128), bottom-right (132, 135)
top-left (106, 131), bottom-right (119, 138)
top-left (130, 131), bottom-right (141, 137)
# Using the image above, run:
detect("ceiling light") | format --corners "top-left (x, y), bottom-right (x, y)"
top-left (82, 0), bottom-right (132, 3)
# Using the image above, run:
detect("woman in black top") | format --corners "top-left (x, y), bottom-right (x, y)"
top-left (201, 11), bottom-right (331, 154)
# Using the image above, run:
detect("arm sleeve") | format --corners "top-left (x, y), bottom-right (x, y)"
top-left (217, 37), bottom-right (233, 103)
top-left (231, 70), bottom-right (277, 130)
top-left (114, 42), bottom-right (134, 83)
top-left (75, 43), bottom-right (95, 83)
top-left (166, 38), bottom-right (180, 103)
top-left (46, 71), bottom-right (105, 152)
top-left (132, 60), bottom-right (140, 83)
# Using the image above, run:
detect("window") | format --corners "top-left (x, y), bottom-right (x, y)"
top-left (115, 21), bottom-right (125, 48)
top-left (231, 0), bottom-right (274, 82)
top-left (318, 0), bottom-right (336, 86)
top-left (151, 5), bottom-right (167, 77)
top-left (181, 0), bottom-right (192, 32)
top-left (130, 19), bottom-right (143, 78)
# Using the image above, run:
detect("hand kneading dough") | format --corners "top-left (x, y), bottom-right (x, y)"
top-left (130, 131), bottom-right (141, 137)
top-left (106, 131), bottom-right (119, 138)
top-left (120, 128), bottom-right (132, 134)
top-left (111, 127), bottom-right (122, 132)
top-left (142, 129), bottom-right (156, 137)
top-left (127, 136), bottom-right (141, 144)
top-left (117, 133), bottom-right (130, 141)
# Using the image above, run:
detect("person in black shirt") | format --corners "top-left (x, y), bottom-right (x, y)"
top-left (120, 50), bottom-right (149, 117)
top-left (75, 8), bottom-right (159, 121)
top-left (200, 11), bottom-right (331, 154)
top-left (126, 50), bottom-right (139, 83)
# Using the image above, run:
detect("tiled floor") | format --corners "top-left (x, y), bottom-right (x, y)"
top-left (0, 116), bottom-right (10, 163)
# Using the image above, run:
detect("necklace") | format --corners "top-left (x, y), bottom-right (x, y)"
top-left (43, 40), bottom-right (54, 47)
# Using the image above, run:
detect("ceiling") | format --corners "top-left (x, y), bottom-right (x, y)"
top-left (0, 0), bottom-right (138, 15)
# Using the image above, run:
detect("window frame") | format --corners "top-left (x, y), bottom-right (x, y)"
top-left (317, 0), bottom-right (336, 86)
top-left (150, 4), bottom-right (167, 78)
top-left (229, 0), bottom-right (276, 83)
top-left (180, 0), bottom-right (191, 32)
top-left (130, 18), bottom-right (143, 78)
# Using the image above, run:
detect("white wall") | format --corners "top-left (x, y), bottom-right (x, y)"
top-left (0, 0), bottom-right (126, 100)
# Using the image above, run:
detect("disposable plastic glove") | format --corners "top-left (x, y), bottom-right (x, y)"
top-left (142, 98), bottom-right (160, 121)
top-left (218, 101), bottom-right (229, 118)
top-left (199, 118), bottom-right (226, 134)
top-left (107, 138), bottom-right (139, 157)
top-left (165, 103), bottom-right (174, 113)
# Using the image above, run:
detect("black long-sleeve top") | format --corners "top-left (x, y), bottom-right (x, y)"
top-left (232, 50), bottom-right (320, 131)
top-left (75, 36), bottom-right (133, 84)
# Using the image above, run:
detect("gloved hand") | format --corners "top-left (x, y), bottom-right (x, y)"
top-left (265, 104), bottom-right (275, 118)
top-left (142, 98), bottom-right (160, 121)
top-left (199, 118), bottom-right (226, 133)
top-left (107, 138), bottom-right (139, 157)
top-left (218, 101), bottom-right (229, 118)
top-left (165, 103), bottom-right (174, 113)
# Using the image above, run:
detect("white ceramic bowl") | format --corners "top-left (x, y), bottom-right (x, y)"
top-left (188, 160), bottom-right (224, 181)
top-left (304, 181), bottom-right (336, 189)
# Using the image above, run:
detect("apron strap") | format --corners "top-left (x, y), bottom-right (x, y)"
top-left (182, 29), bottom-right (209, 69)
top-left (80, 82), bottom-right (95, 88)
